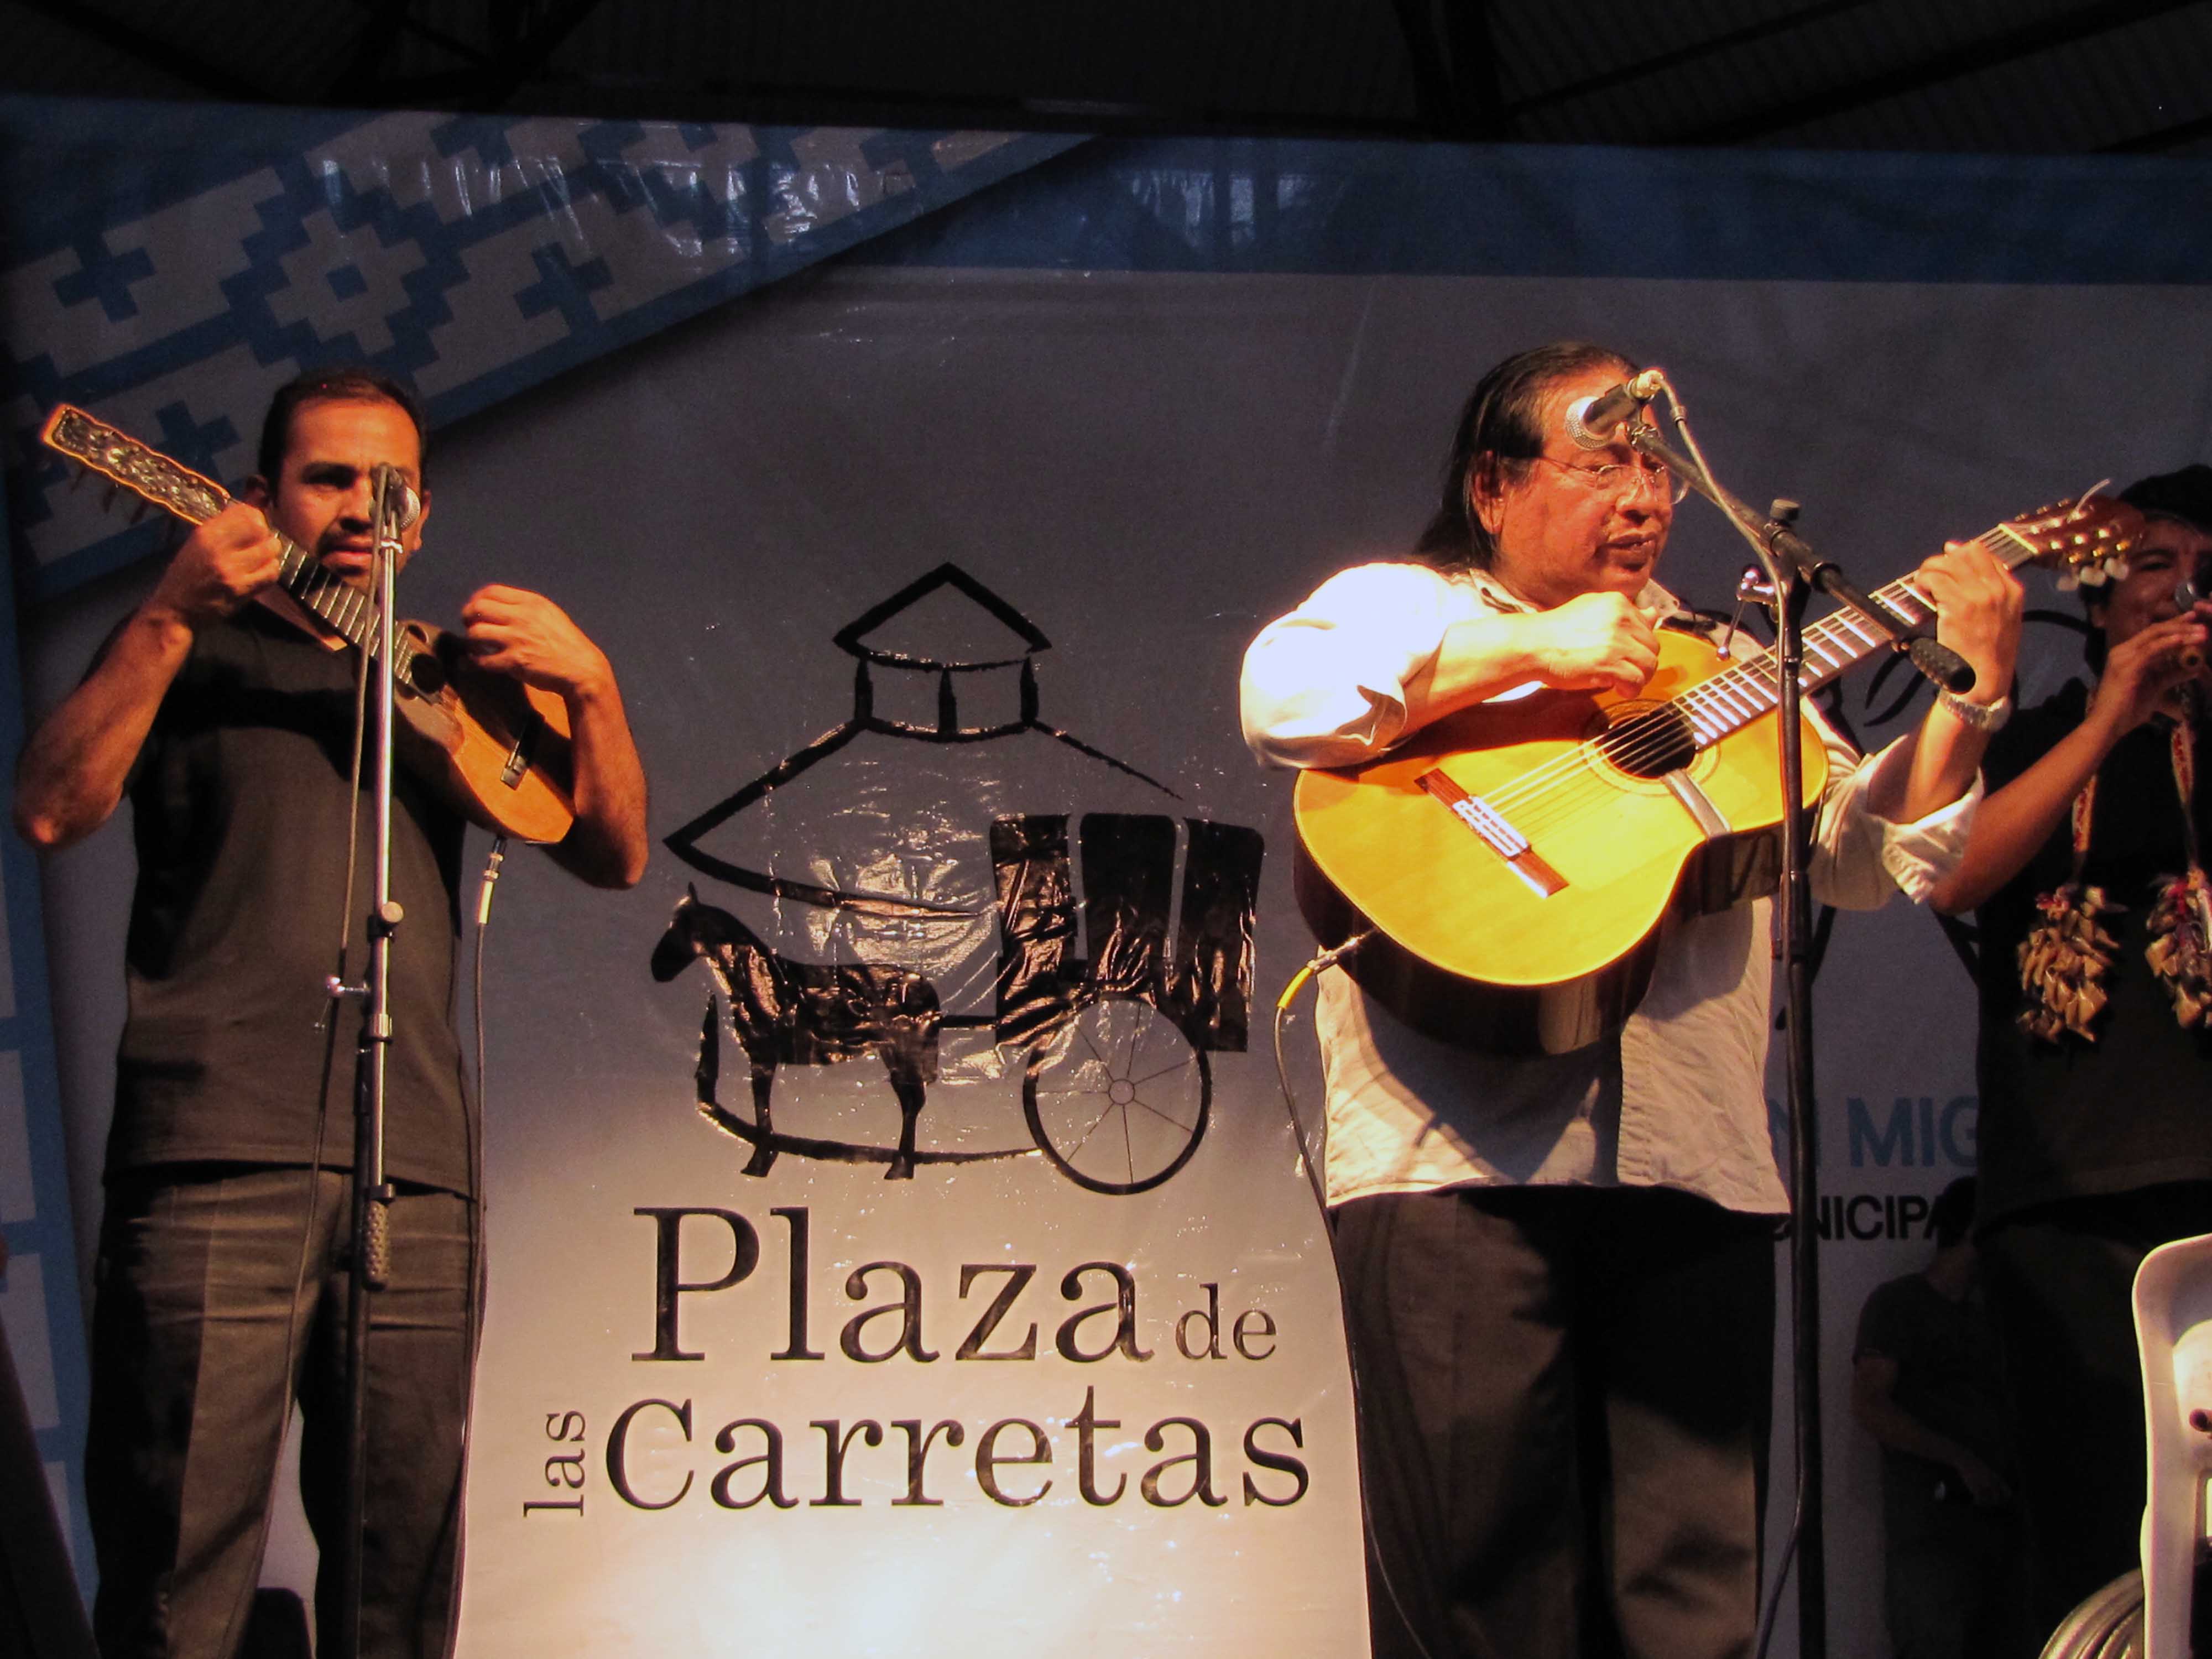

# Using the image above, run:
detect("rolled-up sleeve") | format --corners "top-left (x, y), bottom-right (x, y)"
top-left (1811, 727), bottom-right (1982, 909)
top-left (1240, 564), bottom-right (1458, 769)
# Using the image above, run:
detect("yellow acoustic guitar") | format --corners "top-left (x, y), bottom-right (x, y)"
top-left (1292, 494), bottom-right (2140, 1056)
top-left (41, 402), bottom-right (576, 843)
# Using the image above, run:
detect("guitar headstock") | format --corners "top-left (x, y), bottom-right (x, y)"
top-left (1998, 491), bottom-right (2147, 588)
top-left (39, 403), bottom-right (231, 526)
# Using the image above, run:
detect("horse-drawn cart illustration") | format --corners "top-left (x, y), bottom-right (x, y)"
top-left (651, 562), bottom-right (1263, 1194)
top-left (653, 809), bottom-right (1262, 1194)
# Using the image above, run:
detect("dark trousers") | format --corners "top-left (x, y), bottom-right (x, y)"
top-left (1881, 1495), bottom-right (2018, 1659)
top-left (1333, 1185), bottom-right (1775, 1659)
top-left (1978, 1180), bottom-right (2212, 1650)
top-left (85, 1165), bottom-right (472, 1659)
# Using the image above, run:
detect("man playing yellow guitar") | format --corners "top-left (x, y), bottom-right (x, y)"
top-left (14, 366), bottom-right (648, 1658)
top-left (1239, 340), bottom-right (2021, 1659)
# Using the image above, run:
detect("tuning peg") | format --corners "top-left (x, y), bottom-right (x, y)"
top-left (129, 502), bottom-right (149, 524)
top-left (102, 484), bottom-right (119, 510)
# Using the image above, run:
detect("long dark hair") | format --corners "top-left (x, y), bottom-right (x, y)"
top-left (1413, 341), bottom-right (1635, 573)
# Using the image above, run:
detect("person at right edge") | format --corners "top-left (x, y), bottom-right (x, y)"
top-left (1929, 465), bottom-right (2212, 1649)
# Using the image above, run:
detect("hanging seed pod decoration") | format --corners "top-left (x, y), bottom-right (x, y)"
top-left (2145, 868), bottom-right (2212, 1029)
top-left (2018, 883), bottom-right (2122, 1042)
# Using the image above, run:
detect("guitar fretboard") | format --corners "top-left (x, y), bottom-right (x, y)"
top-left (1668, 523), bottom-right (2036, 747)
top-left (41, 404), bottom-right (426, 680)
top-left (268, 531), bottom-right (426, 679)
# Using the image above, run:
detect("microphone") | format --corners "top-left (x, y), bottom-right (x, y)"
top-left (2177, 570), bottom-right (2206, 679)
top-left (369, 463), bottom-right (421, 530)
top-left (1564, 368), bottom-right (1666, 450)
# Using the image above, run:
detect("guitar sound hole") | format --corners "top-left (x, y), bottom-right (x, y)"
top-left (406, 654), bottom-right (447, 696)
top-left (1593, 703), bottom-right (1698, 780)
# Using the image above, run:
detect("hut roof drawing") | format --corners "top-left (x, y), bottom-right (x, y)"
top-left (833, 562), bottom-right (1051, 670)
top-left (665, 561), bottom-right (1171, 918)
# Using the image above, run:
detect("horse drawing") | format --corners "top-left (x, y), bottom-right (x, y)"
top-left (650, 889), bottom-right (943, 1179)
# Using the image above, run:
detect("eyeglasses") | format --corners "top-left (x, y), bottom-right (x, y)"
top-left (1531, 453), bottom-right (1688, 504)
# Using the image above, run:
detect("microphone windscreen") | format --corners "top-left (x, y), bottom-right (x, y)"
top-left (373, 465), bottom-right (420, 529)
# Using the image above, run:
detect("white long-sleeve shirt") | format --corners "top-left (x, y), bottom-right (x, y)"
top-left (1242, 560), bottom-right (1979, 1214)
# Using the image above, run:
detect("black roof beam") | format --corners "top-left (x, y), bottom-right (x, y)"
top-left (1391, 0), bottom-right (1510, 138)
top-left (1506, 0), bottom-right (1881, 119)
top-left (12, 0), bottom-right (273, 102)
top-left (468, 0), bottom-right (611, 109)
top-left (2104, 105), bottom-right (2212, 150)
top-left (1677, 0), bottom-right (2209, 146)
top-left (326, 0), bottom-right (421, 106)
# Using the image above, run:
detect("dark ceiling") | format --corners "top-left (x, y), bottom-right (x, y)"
top-left (4, 0), bottom-right (2212, 155)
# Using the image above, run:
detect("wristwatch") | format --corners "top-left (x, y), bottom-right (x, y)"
top-left (1937, 688), bottom-right (2011, 732)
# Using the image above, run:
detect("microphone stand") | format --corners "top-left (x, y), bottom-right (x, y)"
top-left (328, 470), bottom-right (409, 1659)
top-left (1621, 410), bottom-right (1974, 1659)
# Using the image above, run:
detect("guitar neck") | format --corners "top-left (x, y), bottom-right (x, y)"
top-left (268, 529), bottom-right (419, 671)
top-left (1678, 521), bottom-right (2036, 739)
top-left (41, 404), bottom-right (420, 673)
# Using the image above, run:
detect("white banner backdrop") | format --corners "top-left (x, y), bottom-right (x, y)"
top-left (424, 264), bottom-right (2208, 1656)
top-left (24, 259), bottom-right (2212, 1652)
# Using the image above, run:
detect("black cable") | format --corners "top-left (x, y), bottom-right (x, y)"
top-left (440, 834), bottom-right (505, 1659)
top-left (1269, 940), bottom-right (1504, 1659)
top-left (1754, 1410), bottom-right (1805, 1659)
top-left (1268, 957), bottom-right (1336, 1223)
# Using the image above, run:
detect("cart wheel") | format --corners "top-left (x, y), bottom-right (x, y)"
top-left (1023, 995), bottom-right (1209, 1194)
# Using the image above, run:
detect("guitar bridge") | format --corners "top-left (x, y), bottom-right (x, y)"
top-left (1417, 769), bottom-right (1567, 899)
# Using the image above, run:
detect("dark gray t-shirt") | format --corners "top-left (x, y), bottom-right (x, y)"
top-left (1971, 680), bottom-right (2212, 1228)
top-left (1854, 1271), bottom-right (2010, 1526)
top-left (108, 606), bottom-right (472, 1194)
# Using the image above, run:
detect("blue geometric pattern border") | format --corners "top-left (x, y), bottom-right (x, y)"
top-left (862, 134), bottom-right (2212, 286)
top-left (2, 97), bottom-right (1085, 599)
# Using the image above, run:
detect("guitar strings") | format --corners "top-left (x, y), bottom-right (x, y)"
top-left (65, 414), bottom-right (488, 697)
top-left (282, 536), bottom-right (429, 679)
top-left (1480, 609), bottom-right (1908, 833)
top-left (1458, 547), bottom-right (2008, 840)
top-left (1501, 572), bottom-right (1938, 802)
top-left (1463, 519), bottom-right (2062, 841)
top-left (1491, 519), bottom-right (2065, 816)
top-left (1469, 577), bottom-right (1933, 824)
